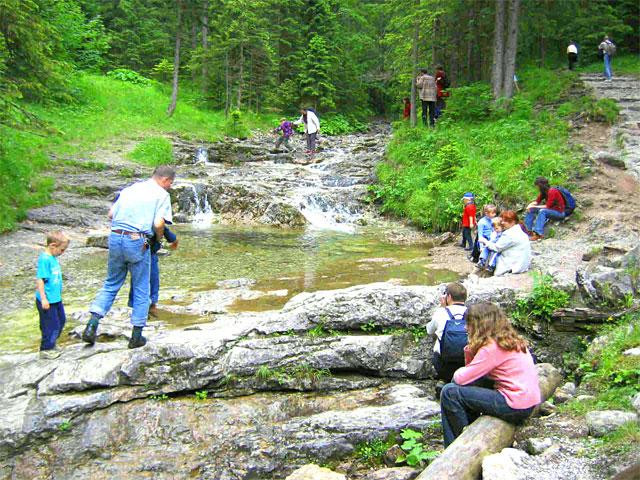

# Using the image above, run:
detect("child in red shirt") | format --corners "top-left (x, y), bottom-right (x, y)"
top-left (403, 98), bottom-right (411, 119)
top-left (460, 192), bottom-right (476, 251)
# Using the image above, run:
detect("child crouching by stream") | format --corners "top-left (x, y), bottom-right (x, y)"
top-left (440, 303), bottom-right (540, 447)
top-left (35, 231), bottom-right (70, 359)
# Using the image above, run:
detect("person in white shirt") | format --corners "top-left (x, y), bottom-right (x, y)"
top-left (293, 107), bottom-right (320, 154)
top-left (426, 282), bottom-right (468, 382)
top-left (567, 41), bottom-right (578, 70)
top-left (479, 210), bottom-right (531, 277)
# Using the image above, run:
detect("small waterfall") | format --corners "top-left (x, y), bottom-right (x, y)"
top-left (298, 192), bottom-right (359, 233)
top-left (186, 184), bottom-right (214, 227)
top-left (195, 147), bottom-right (209, 164)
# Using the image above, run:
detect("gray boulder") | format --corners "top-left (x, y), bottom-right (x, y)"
top-left (553, 382), bottom-right (576, 404)
top-left (482, 448), bottom-right (530, 480)
top-left (595, 150), bottom-right (626, 169)
top-left (576, 264), bottom-right (635, 306)
top-left (524, 437), bottom-right (554, 455)
top-left (586, 410), bottom-right (638, 437)
top-left (364, 467), bottom-right (419, 480)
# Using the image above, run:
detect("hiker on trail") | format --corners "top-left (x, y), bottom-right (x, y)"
top-left (416, 68), bottom-right (437, 127)
top-left (274, 117), bottom-right (294, 151)
top-left (435, 65), bottom-right (448, 118)
top-left (598, 35), bottom-right (615, 81)
top-left (35, 231), bottom-right (69, 359)
top-left (294, 107), bottom-right (320, 154)
top-left (127, 225), bottom-right (178, 318)
top-left (524, 176), bottom-right (565, 241)
top-left (567, 41), bottom-right (578, 70)
top-left (83, 165), bottom-right (175, 349)
top-left (426, 282), bottom-right (468, 383)
top-left (459, 192), bottom-right (476, 251)
top-left (439, 303), bottom-right (540, 447)
top-left (480, 210), bottom-right (531, 276)
top-left (402, 97), bottom-right (411, 120)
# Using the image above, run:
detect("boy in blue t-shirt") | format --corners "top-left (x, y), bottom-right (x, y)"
top-left (35, 231), bottom-right (70, 359)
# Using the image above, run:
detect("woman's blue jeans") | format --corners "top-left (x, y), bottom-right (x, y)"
top-left (604, 53), bottom-right (612, 80)
top-left (524, 208), bottom-right (565, 236)
top-left (440, 383), bottom-right (534, 447)
top-left (90, 232), bottom-right (151, 327)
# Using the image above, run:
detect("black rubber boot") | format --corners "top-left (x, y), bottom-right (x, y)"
top-left (128, 326), bottom-right (147, 349)
top-left (82, 313), bottom-right (101, 345)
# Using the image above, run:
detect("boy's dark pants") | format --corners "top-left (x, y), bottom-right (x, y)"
top-left (461, 227), bottom-right (473, 249)
top-left (421, 100), bottom-right (436, 127)
top-left (432, 352), bottom-right (463, 383)
top-left (36, 299), bottom-right (66, 350)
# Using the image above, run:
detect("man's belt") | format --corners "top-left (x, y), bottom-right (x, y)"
top-left (111, 229), bottom-right (142, 240)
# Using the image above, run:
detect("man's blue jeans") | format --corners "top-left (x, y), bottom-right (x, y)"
top-left (525, 208), bottom-right (565, 236)
top-left (128, 253), bottom-right (160, 306)
top-left (440, 383), bottom-right (534, 447)
top-left (604, 53), bottom-right (612, 80)
top-left (90, 232), bottom-right (151, 327)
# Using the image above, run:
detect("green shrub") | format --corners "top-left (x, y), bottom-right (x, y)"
top-left (127, 137), bottom-right (173, 166)
top-left (512, 273), bottom-right (570, 325)
top-left (396, 429), bottom-right (439, 467)
top-left (355, 436), bottom-right (395, 466)
top-left (107, 68), bottom-right (152, 86)
top-left (224, 109), bottom-right (250, 139)
top-left (321, 114), bottom-right (369, 135)
top-left (445, 83), bottom-right (492, 121)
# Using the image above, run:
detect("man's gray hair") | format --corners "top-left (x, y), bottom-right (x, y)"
top-left (152, 165), bottom-right (176, 180)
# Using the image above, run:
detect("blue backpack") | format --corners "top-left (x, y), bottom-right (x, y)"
top-left (554, 186), bottom-right (576, 216)
top-left (440, 307), bottom-right (468, 364)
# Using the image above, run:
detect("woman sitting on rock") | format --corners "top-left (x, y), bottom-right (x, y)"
top-left (478, 210), bottom-right (531, 276)
top-left (440, 303), bottom-right (541, 447)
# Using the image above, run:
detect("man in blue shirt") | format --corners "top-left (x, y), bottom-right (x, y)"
top-left (83, 165), bottom-right (175, 349)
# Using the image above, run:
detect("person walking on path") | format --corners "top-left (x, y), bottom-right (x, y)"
top-left (439, 303), bottom-right (540, 447)
top-left (524, 176), bottom-right (565, 241)
top-left (83, 165), bottom-right (175, 349)
top-left (274, 118), bottom-right (294, 151)
top-left (35, 231), bottom-right (70, 359)
top-left (294, 107), bottom-right (320, 154)
top-left (567, 41), bottom-right (578, 70)
top-left (416, 68), bottom-right (437, 127)
top-left (598, 36), bottom-right (615, 81)
top-left (426, 282), bottom-right (468, 383)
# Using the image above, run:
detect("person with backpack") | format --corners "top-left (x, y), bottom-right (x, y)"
top-left (524, 176), bottom-right (568, 241)
top-left (598, 35), bottom-right (616, 81)
top-left (426, 282), bottom-right (468, 383)
top-left (567, 41), bottom-right (578, 70)
top-left (439, 303), bottom-right (541, 447)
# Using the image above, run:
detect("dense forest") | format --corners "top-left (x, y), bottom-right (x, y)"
top-left (0, 0), bottom-right (639, 231)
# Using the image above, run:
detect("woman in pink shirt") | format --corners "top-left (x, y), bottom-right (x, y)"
top-left (440, 303), bottom-right (541, 447)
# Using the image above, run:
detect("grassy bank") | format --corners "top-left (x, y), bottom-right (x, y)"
top-left (577, 54), bottom-right (640, 77)
top-left (0, 74), bottom-right (277, 232)
top-left (370, 67), bottom-right (616, 232)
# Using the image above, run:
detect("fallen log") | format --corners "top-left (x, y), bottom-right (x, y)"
top-left (416, 363), bottom-right (562, 480)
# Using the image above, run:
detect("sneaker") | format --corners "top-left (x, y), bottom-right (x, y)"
top-left (39, 349), bottom-right (61, 360)
top-left (529, 233), bottom-right (544, 241)
top-left (82, 322), bottom-right (98, 345)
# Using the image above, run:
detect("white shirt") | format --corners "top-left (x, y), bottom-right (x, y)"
top-left (426, 304), bottom-right (467, 354)
top-left (567, 44), bottom-right (578, 54)
top-left (294, 110), bottom-right (320, 134)
top-left (111, 179), bottom-right (173, 235)
top-left (484, 224), bottom-right (532, 276)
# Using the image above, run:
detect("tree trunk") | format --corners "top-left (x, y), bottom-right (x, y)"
top-left (224, 50), bottom-right (230, 117)
top-left (201, 0), bottom-right (209, 96)
top-left (491, 0), bottom-right (506, 98)
top-left (501, 0), bottom-right (520, 99)
top-left (237, 43), bottom-right (244, 108)
top-left (191, 23), bottom-right (197, 82)
top-left (410, 0), bottom-right (420, 128)
top-left (167, 0), bottom-right (183, 117)
top-left (416, 363), bottom-right (563, 480)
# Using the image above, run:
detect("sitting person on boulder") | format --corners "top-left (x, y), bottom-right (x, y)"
top-left (524, 176), bottom-right (565, 241)
top-left (479, 211), bottom-right (531, 276)
top-left (439, 303), bottom-right (541, 447)
top-left (477, 217), bottom-right (503, 272)
top-left (426, 282), bottom-right (468, 383)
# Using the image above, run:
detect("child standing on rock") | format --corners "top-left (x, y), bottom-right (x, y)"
top-left (274, 118), bottom-right (294, 151)
top-left (459, 192), bottom-right (476, 251)
top-left (35, 231), bottom-right (70, 359)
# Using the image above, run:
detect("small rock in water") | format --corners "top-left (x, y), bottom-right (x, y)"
top-left (285, 464), bottom-right (346, 480)
top-left (586, 410), bottom-right (638, 437)
top-left (525, 437), bottom-right (554, 455)
top-left (482, 448), bottom-right (529, 480)
top-left (554, 382), bottom-right (576, 404)
top-left (364, 467), bottom-right (419, 480)
top-left (216, 278), bottom-right (257, 289)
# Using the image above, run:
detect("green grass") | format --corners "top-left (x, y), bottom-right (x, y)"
top-left (0, 73), bottom-right (278, 232)
top-left (127, 137), bottom-right (174, 166)
top-left (577, 54), bottom-right (640, 77)
top-left (371, 67), bottom-right (584, 232)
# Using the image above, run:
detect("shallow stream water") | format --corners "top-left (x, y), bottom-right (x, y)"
top-left (0, 225), bottom-right (457, 354)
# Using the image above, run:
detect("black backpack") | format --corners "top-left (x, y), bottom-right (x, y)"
top-left (440, 307), bottom-right (468, 364)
